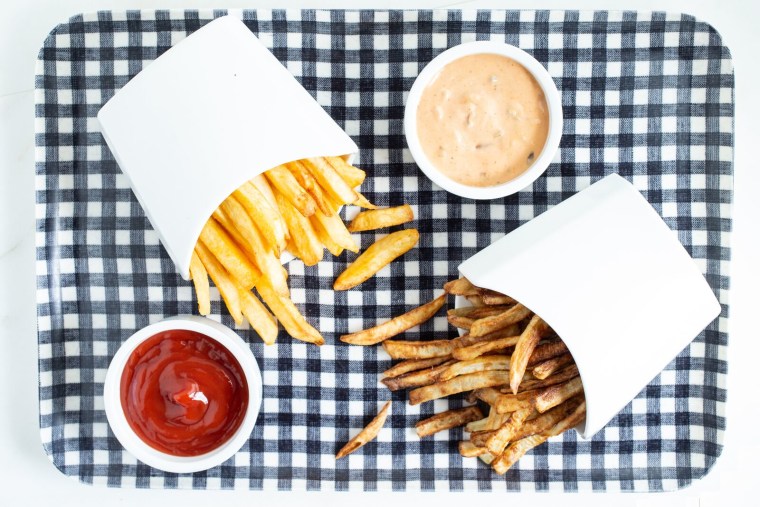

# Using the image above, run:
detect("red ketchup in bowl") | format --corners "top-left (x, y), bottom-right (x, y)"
top-left (119, 329), bottom-right (248, 456)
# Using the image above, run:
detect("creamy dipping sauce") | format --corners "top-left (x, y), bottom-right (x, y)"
top-left (416, 53), bottom-right (549, 187)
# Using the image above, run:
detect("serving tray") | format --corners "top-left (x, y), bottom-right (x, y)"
top-left (34, 9), bottom-right (733, 491)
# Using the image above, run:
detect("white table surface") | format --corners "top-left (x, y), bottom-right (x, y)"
top-left (1, 1), bottom-right (757, 505)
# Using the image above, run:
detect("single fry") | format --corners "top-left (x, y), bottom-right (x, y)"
top-left (198, 217), bottom-right (260, 290)
top-left (264, 164), bottom-right (317, 217)
top-left (194, 242), bottom-right (244, 325)
top-left (526, 340), bottom-right (569, 366)
top-left (189, 251), bottom-right (210, 315)
top-left (452, 335), bottom-right (520, 361)
top-left (347, 204), bottom-right (414, 232)
top-left (509, 314), bottom-right (551, 394)
top-left (381, 361), bottom-right (455, 391)
top-left (512, 396), bottom-right (584, 441)
top-left (311, 209), bottom-right (359, 253)
top-left (352, 191), bottom-right (378, 209)
top-left (443, 277), bottom-right (479, 296)
top-left (302, 157), bottom-right (359, 205)
top-left (382, 339), bottom-right (455, 360)
top-left (491, 434), bottom-right (548, 475)
top-left (470, 303), bottom-right (533, 337)
top-left (287, 160), bottom-right (334, 216)
top-left (310, 214), bottom-right (345, 257)
top-left (334, 229), bottom-right (419, 291)
top-left (341, 293), bottom-right (444, 345)
top-left (233, 182), bottom-right (284, 256)
top-left (416, 406), bottom-right (484, 438)
top-left (275, 191), bottom-right (324, 266)
top-left (246, 176), bottom-right (289, 253)
top-left (383, 356), bottom-right (450, 379)
top-left (534, 376), bottom-right (584, 413)
top-left (459, 440), bottom-right (488, 458)
top-left (326, 155), bottom-right (366, 188)
top-left (436, 355), bottom-right (511, 382)
top-left (239, 287), bottom-right (278, 345)
top-left (336, 401), bottom-right (391, 459)
top-left (409, 371), bottom-right (508, 405)
top-left (256, 278), bottom-right (324, 345)
top-left (532, 353), bottom-right (575, 380)
top-left (545, 400), bottom-right (586, 436)
top-left (473, 387), bottom-right (537, 414)
top-left (518, 364), bottom-right (580, 393)
top-left (478, 289), bottom-right (516, 306)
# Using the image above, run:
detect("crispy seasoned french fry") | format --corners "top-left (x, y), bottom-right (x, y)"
top-left (473, 387), bottom-right (536, 414)
top-left (448, 305), bottom-right (514, 319)
top-left (470, 303), bottom-right (533, 338)
top-left (275, 191), bottom-right (324, 266)
top-left (478, 289), bottom-right (516, 306)
top-left (435, 355), bottom-right (511, 382)
top-left (302, 157), bottom-right (359, 206)
top-left (545, 400), bottom-right (586, 436)
top-left (334, 229), bottom-right (419, 291)
top-left (221, 195), bottom-right (289, 297)
top-left (451, 335), bottom-right (521, 361)
top-left (256, 278), bottom-right (324, 346)
top-left (416, 406), bottom-right (484, 438)
top-left (264, 164), bottom-right (317, 217)
top-left (491, 433), bottom-right (548, 475)
top-left (199, 217), bottom-right (260, 290)
top-left (453, 324), bottom-right (523, 348)
top-left (247, 176), bottom-right (289, 253)
top-left (233, 183), bottom-right (285, 257)
top-left (309, 213), bottom-right (345, 257)
top-left (194, 242), bottom-right (244, 325)
top-left (534, 376), bottom-right (584, 413)
top-left (239, 287), bottom-right (278, 345)
top-left (381, 361), bottom-right (456, 391)
top-left (511, 396), bottom-right (584, 441)
top-left (443, 277), bottom-right (479, 296)
top-left (311, 209), bottom-right (359, 253)
top-left (509, 314), bottom-right (551, 394)
top-left (383, 356), bottom-right (451, 379)
top-left (459, 440), bottom-right (488, 458)
top-left (336, 401), bottom-right (391, 459)
top-left (189, 251), bottom-right (210, 315)
top-left (286, 160), bottom-right (334, 216)
top-left (531, 353), bottom-right (575, 380)
top-left (409, 371), bottom-right (508, 405)
top-left (347, 204), bottom-right (414, 233)
top-left (518, 364), bottom-right (580, 393)
top-left (382, 339), bottom-right (455, 360)
top-left (326, 155), bottom-right (366, 188)
top-left (526, 340), bottom-right (569, 366)
top-left (352, 191), bottom-right (378, 209)
top-left (485, 406), bottom-right (534, 457)
top-left (341, 293), bottom-right (444, 345)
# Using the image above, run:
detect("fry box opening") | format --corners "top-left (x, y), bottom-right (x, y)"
top-left (97, 15), bottom-right (358, 279)
top-left (458, 174), bottom-right (720, 438)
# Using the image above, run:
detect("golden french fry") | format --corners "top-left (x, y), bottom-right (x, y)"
top-left (491, 433), bottom-right (548, 475)
top-left (302, 157), bottom-right (359, 206)
top-left (382, 339), bottom-right (455, 360)
top-left (311, 209), bottom-right (359, 253)
top-left (221, 195), bottom-right (289, 297)
top-left (408, 371), bottom-right (509, 405)
top-left (326, 155), bottom-right (366, 188)
top-left (451, 335), bottom-right (520, 361)
top-left (247, 176), bottom-right (289, 253)
top-left (264, 164), bottom-right (317, 217)
top-left (509, 315), bottom-right (551, 394)
top-left (194, 242), bottom-right (244, 325)
top-left (341, 294), bottom-right (444, 345)
top-left (518, 364), bottom-right (580, 393)
top-left (239, 287), bottom-right (278, 345)
top-left (336, 401), bottom-right (391, 459)
top-left (473, 387), bottom-right (536, 414)
top-left (459, 440), bottom-right (488, 458)
top-left (416, 406), bottom-right (484, 438)
top-left (448, 305), bottom-right (514, 319)
top-left (485, 406), bottom-right (534, 457)
top-left (334, 229), bottom-right (419, 291)
top-left (545, 400), bottom-right (586, 436)
top-left (347, 204), bottom-right (414, 233)
top-left (453, 324), bottom-right (523, 348)
top-left (189, 251), bottom-right (210, 315)
top-left (534, 377), bottom-right (584, 413)
top-left (381, 361), bottom-right (455, 391)
top-left (479, 291), bottom-right (516, 306)
top-left (511, 396), bottom-right (584, 441)
top-left (287, 160), bottom-right (334, 216)
top-left (470, 303), bottom-right (533, 338)
top-left (383, 356), bottom-right (451, 379)
top-left (255, 278), bottom-right (324, 346)
top-left (275, 191), bottom-right (324, 266)
top-left (435, 355), bottom-right (511, 382)
top-left (443, 277), bottom-right (479, 296)
top-left (531, 353), bottom-right (575, 380)
top-left (352, 191), bottom-right (378, 209)
top-left (309, 213), bottom-right (345, 257)
top-left (198, 217), bottom-right (260, 290)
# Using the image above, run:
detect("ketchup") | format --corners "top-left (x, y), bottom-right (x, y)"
top-left (120, 329), bottom-right (248, 456)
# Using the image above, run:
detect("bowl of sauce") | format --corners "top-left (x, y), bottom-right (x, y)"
top-left (404, 41), bottom-right (563, 200)
top-left (103, 316), bottom-right (262, 473)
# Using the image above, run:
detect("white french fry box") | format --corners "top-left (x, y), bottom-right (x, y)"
top-left (97, 15), bottom-right (358, 279)
top-left (458, 174), bottom-right (720, 439)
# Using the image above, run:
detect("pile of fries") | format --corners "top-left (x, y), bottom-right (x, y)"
top-left (342, 277), bottom-right (586, 474)
top-left (188, 155), bottom-right (417, 346)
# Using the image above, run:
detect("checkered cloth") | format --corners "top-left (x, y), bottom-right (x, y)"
top-left (34, 9), bottom-right (733, 491)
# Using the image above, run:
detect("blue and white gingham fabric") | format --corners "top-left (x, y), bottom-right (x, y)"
top-left (34, 9), bottom-right (732, 491)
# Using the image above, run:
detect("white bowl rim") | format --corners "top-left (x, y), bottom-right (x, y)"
top-left (103, 315), bottom-right (263, 473)
top-left (404, 40), bottom-right (563, 200)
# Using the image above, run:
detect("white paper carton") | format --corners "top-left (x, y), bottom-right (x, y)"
top-left (97, 16), bottom-right (358, 279)
top-left (458, 174), bottom-right (720, 438)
